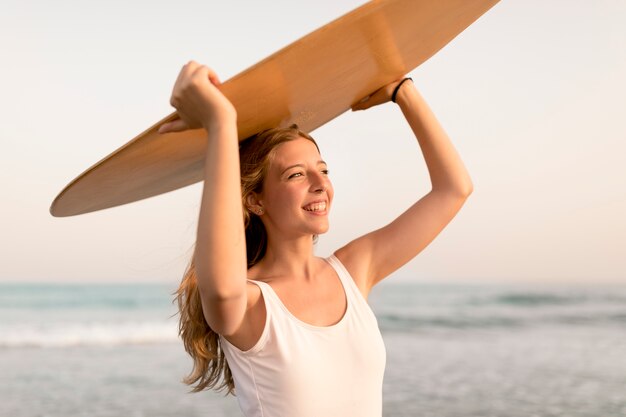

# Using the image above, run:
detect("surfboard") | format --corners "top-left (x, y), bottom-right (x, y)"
top-left (50, 0), bottom-right (499, 217)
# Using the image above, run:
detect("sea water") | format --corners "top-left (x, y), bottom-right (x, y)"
top-left (1, 282), bottom-right (625, 417)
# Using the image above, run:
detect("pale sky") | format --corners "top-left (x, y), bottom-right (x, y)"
top-left (1, 0), bottom-right (625, 285)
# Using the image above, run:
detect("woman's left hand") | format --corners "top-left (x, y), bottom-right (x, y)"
top-left (351, 77), bottom-right (410, 111)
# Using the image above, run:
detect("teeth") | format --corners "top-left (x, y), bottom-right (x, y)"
top-left (303, 202), bottom-right (327, 212)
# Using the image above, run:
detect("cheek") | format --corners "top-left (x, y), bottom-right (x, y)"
top-left (265, 187), bottom-right (301, 212)
top-left (326, 181), bottom-right (335, 203)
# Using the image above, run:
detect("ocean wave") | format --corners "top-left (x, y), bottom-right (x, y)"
top-left (0, 321), bottom-right (179, 348)
top-left (376, 311), bottom-right (626, 331)
top-left (373, 284), bottom-right (626, 310)
top-left (378, 314), bottom-right (525, 331)
top-left (0, 284), bottom-right (174, 310)
top-left (490, 293), bottom-right (588, 306)
top-left (464, 291), bottom-right (626, 308)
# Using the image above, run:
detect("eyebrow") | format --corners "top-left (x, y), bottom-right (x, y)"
top-left (280, 160), bottom-right (327, 175)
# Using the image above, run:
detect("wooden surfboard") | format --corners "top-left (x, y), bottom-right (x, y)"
top-left (50, 0), bottom-right (499, 217)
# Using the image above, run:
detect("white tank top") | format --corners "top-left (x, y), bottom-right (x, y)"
top-left (219, 254), bottom-right (387, 417)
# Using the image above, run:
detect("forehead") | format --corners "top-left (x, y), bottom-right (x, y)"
top-left (271, 137), bottom-right (321, 167)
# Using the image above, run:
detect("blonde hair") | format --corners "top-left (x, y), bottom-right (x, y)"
top-left (176, 125), bottom-right (318, 394)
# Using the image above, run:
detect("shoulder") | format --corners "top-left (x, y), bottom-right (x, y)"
top-left (244, 265), bottom-right (266, 309)
top-left (332, 246), bottom-right (372, 299)
top-left (245, 280), bottom-right (267, 322)
top-left (221, 280), bottom-right (266, 352)
top-left (246, 279), bottom-right (263, 302)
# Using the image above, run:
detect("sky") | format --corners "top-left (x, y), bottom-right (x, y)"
top-left (1, 0), bottom-right (624, 285)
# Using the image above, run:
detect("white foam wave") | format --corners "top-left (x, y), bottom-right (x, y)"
top-left (0, 321), bottom-right (179, 348)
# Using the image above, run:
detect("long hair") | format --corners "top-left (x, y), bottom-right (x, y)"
top-left (176, 125), bottom-right (318, 394)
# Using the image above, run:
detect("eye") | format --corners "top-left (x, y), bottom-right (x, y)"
top-left (321, 169), bottom-right (329, 175)
top-left (288, 172), bottom-right (303, 179)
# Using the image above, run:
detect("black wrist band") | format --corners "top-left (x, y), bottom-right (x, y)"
top-left (391, 77), bottom-right (413, 103)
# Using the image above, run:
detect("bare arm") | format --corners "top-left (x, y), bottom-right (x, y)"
top-left (160, 62), bottom-right (248, 335)
top-left (337, 79), bottom-right (473, 292)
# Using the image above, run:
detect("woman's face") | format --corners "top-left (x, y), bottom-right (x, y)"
top-left (256, 137), bottom-right (333, 240)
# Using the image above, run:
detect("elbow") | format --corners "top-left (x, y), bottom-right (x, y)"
top-left (455, 172), bottom-right (474, 199)
top-left (439, 179), bottom-right (473, 200)
top-left (433, 181), bottom-right (473, 214)
top-left (432, 171), bottom-right (473, 200)
top-left (459, 180), bottom-right (473, 199)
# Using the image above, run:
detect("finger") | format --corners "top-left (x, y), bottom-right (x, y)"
top-left (352, 93), bottom-right (387, 111)
top-left (190, 63), bottom-right (209, 79)
top-left (170, 62), bottom-right (199, 108)
top-left (174, 60), bottom-right (199, 88)
top-left (351, 101), bottom-right (367, 112)
top-left (183, 60), bottom-right (200, 74)
top-left (186, 65), bottom-right (218, 96)
top-left (189, 63), bottom-right (222, 88)
top-left (158, 118), bottom-right (189, 134)
top-left (351, 95), bottom-right (371, 111)
top-left (172, 61), bottom-right (201, 90)
top-left (208, 70), bottom-right (221, 86)
top-left (192, 64), bottom-right (217, 85)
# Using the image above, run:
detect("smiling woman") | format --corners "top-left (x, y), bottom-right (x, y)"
top-left (161, 58), bottom-right (471, 417)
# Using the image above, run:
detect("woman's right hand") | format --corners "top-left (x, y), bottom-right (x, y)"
top-left (158, 61), bottom-right (236, 134)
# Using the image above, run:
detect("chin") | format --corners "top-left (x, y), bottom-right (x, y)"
top-left (304, 223), bottom-right (329, 237)
top-left (314, 223), bottom-right (330, 235)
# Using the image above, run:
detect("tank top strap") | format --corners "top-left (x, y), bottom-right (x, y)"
top-left (324, 254), bottom-right (366, 305)
top-left (246, 278), bottom-right (280, 315)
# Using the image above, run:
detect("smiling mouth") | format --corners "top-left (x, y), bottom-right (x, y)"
top-left (302, 201), bottom-right (327, 212)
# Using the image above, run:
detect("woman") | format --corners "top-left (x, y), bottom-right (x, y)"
top-left (159, 61), bottom-right (472, 416)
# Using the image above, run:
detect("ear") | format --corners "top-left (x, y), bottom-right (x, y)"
top-left (245, 192), bottom-right (264, 214)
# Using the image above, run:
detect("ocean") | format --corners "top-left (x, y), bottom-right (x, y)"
top-left (1, 282), bottom-right (625, 417)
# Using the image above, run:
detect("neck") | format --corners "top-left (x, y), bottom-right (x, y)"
top-left (255, 234), bottom-right (319, 282)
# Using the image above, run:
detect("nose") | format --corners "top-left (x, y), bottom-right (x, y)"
top-left (310, 171), bottom-right (329, 193)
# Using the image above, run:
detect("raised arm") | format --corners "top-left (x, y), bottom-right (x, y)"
top-left (159, 62), bottom-right (248, 335)
top-left (336, 78), bottom-right (473, 293)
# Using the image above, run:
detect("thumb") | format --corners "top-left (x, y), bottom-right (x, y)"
top-left (351, 95), bottom-right (371, 112)
top-left (158, 117), bottom-right (189, 134)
